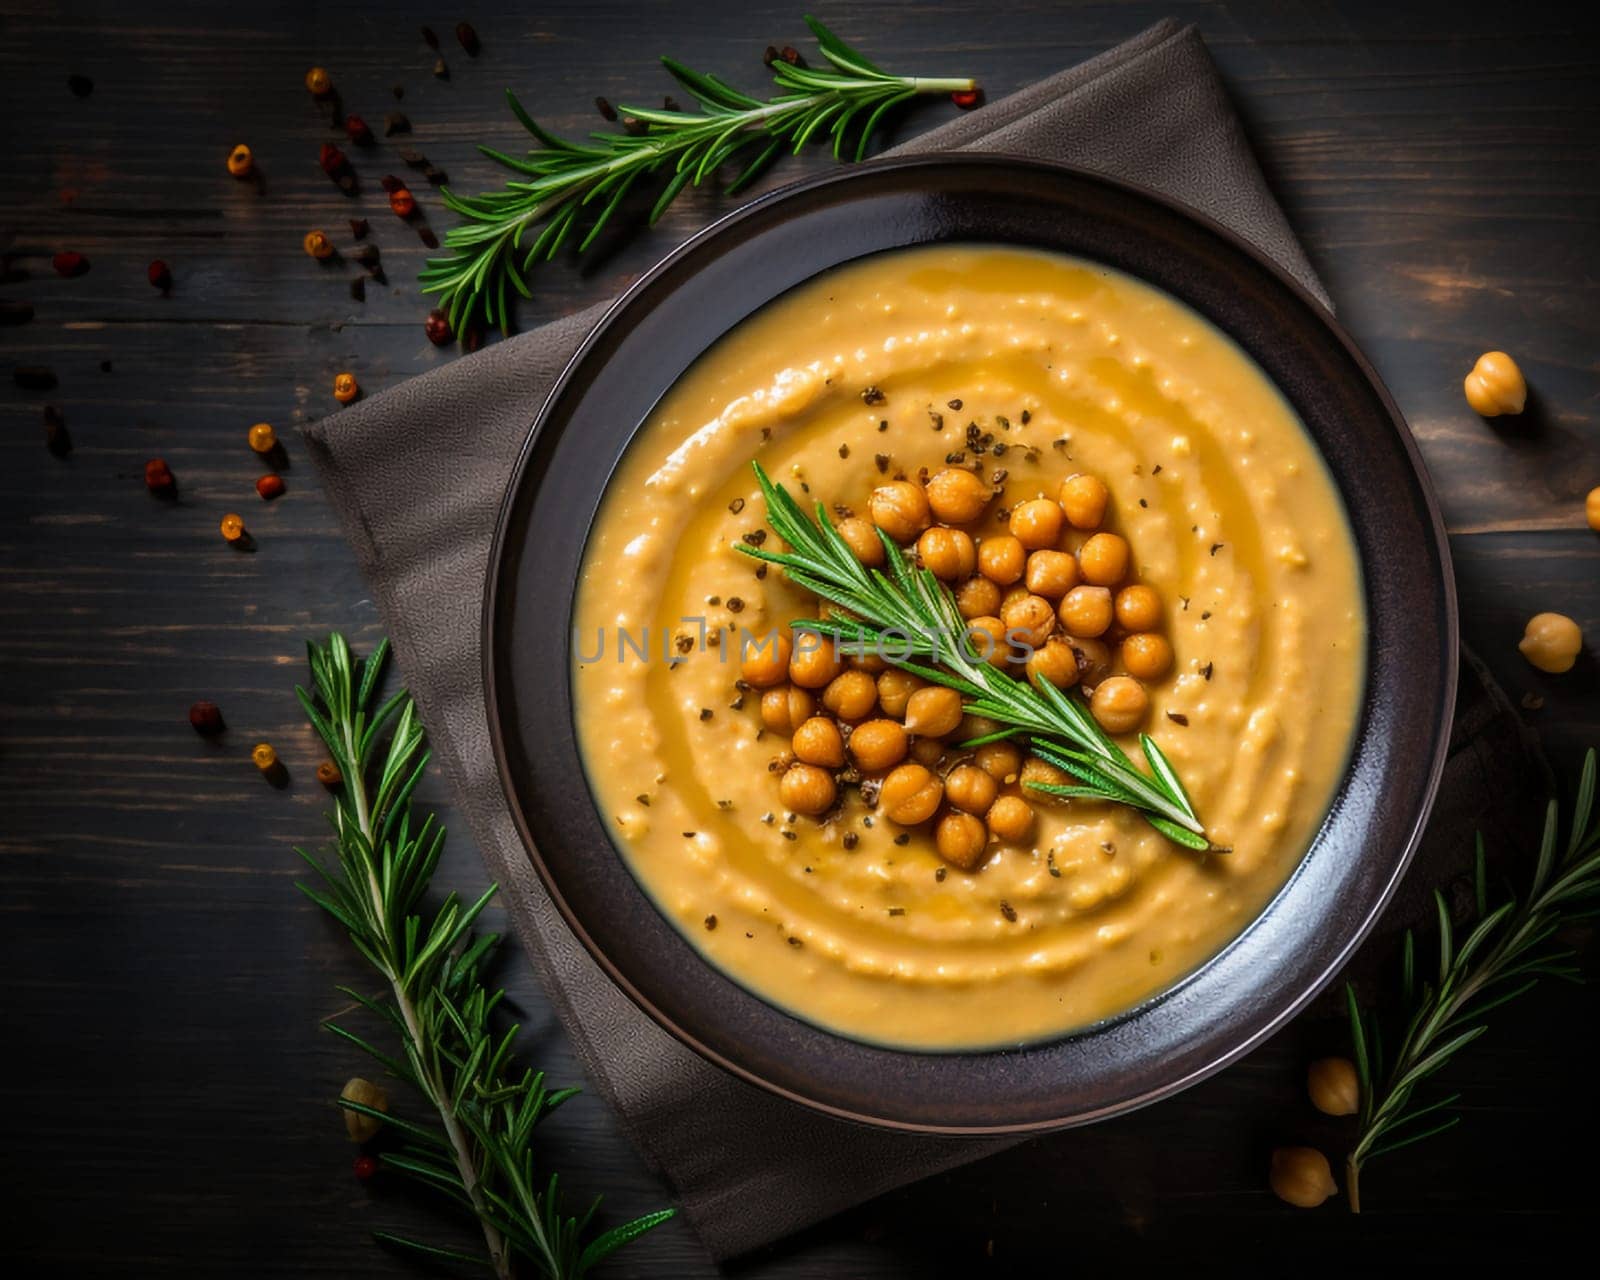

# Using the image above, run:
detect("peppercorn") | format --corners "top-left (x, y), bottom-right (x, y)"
top-left (227, 144), bottom-right (254, 177)
top-left (951, 87), bottom-right (983, 109)
top-left (251, 741), bottom-right (277, 772)
top-left (221, 513), bottom-right (248, 545)
top-left (256, 474), bottom-right (285, 501)
top-left (303, 230), bottom-right (334, 260)
top-left (304, 66), bottom-right (333, 96)
top-left (388, 187), bottom-right (416, 219)
top-left (147, 259), bottom-right (172, 290)
top-left (316, 759), bottom-right (343, 786)
top-left (318, 142), bottom-right (348, 177)
top-left (424, 309), bottom-right (452, 345)
top-left (333, 372), bottom-right (359, 403)
top-left (455, 21), bottom-right (480, 54)
top-left (188, 701), bottom-right (225, 736)
top-left (247, 422), bottom-right (277, 454)
top-left (343, 114), bottom-right (373, 145)
top-left (144, 458), bottom-right (175, 495)
top-left (44, 405), bottom-right (72, 457)
top-left (52, 251), bottom-right (89, 277)
top-left (353, 1154), bottom-right (378, 1180)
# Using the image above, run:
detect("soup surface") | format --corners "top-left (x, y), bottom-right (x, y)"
top-left (573, 246), bottom-right (1363, 1049)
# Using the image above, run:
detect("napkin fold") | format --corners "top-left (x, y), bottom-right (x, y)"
top-left (303, 18), bottom-right (1499, 1259)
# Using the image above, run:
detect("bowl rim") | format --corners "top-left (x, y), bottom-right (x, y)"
top-left (482, 152), bottom-right (1459, 1133)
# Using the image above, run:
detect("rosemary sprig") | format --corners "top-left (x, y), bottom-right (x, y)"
top-left (737, 463), bottom-right (1212, 848)
top-left (419, 16), bottom-right (973, 333)
top-left (294, 635), bottom-right (673, 1277)
top-left (1344, 747), bottom-right (1599, 1212)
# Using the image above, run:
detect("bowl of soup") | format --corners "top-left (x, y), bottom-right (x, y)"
top-left (485, 156), bottom-right (1455, 1131)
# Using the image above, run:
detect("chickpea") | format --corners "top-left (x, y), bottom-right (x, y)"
top-left (954, 575), bottom-right (1002, 620)
top-left (1020, 756), bottom-right (1071, 804)
top-left (1307, 1057), bottom-right (1360, 1117)
top-left (925, 467), bottom-right (992, 524)
top-left (903, 686), bottom-right (964, 738)
top-left (977, 535), bottom-right (1026, 585)
top-left (1090, 676), bottom-right (1149, 735)
top-left (935, 811), bottom-right (990, 871)
top-left (910, 736), bottom-right (946, 768)
top-left (1518, 612), bottom-right (1583, 673)
top-left (869, 481), bottom-right (932, 542)
top-left (1070, 637), bottom-right (1114, 688)
top-left (791, 717), bottom-right (846, 768)
top-left (780, 763), bottom-right (837, 816)
top-left (1463, 350), bottom-right (1527, 417)
top-left (1587, 486), bottom-right (1600, 532)
top-left (876, 669), bottom-right (924, 719)
top-left (1078, 532), bottom-right (1129, 587)
top-left (917, 526), bottom-right (977, 580)
top-left (740, 629), bottom-right (793, 687)
top-left (1269, 1148), bottom-right (1337, 1209)
top-left (1025, 549), bottom-right (1079, 599)
top-left (1058, 585), bottom-right (1113, 638)
top-left (975, 741), bottom-right (1022, 783)
top-left (849, 649), bottom-right (889, 674)
top-left (878, 763), bottom-right (943, 825)
top-left (822, 669), bottom-right (878, 721)
top-left (789, 634), bottom-right (846, 688)
top-left (1001, 593), bottom-right (1056, 651)
top-left (849, 719), bottom-right (908, 773)
top-left (1114, 583), bottom-right (1162, 632)
top-left (1026, 636), bottom-right (1080, 689)
top-left (1058, 473), bottom-right (1109, 530)
top-left (964, 615), bottom-right (1011, 668)
top-left (986, 795), bottom-right (1035, 843)
top-left (999, 583), bottom-right (1033, 615)
top-left (957, 713), bottom-right (1002, 743)
top-left (1009, 497), bottom-right (1064, 550)
top-left (834, 516), bottom-right (885, 567)
top-left (1122, 632), bottom-right (1173, 681)
top-left (760, 684), bottom-right (815, 734)
top-left (945, 764), bottom-right (999, 815)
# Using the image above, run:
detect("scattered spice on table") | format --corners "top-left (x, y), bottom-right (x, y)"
top-left (315, 759), bottom-right (343, 787)
top-left (421, 24), bottom-right (439, 48)
top-left (226, 144), bottom-right (253, 177)
top-left (455, 21), bottom-right (480, 54)
top-left (147, 259), bottom-right (172, 291)
top-left (348, 277), bottom-right (366, 302)
top-left (220, 512), bottom-right (248, 545)
top-left (247, 422), bottom-right (277, 454)
top-left (595, 95), bottom-right (617, 120)
top-left (349, 217), bottom-right (369, 240)
top-left (951, 87), bottom-right (983, 108)
top-left (67, 73), bottom-right (94, 98)
top-left (304, 66), bottom-right (333, 96)
top-left (44, 405), bottom-right (71, 456)
top-left (303, 230), bottom-right (334, 260)
top-left (333, 372), bottom-right (359, 403)
top-left (383, 110), bottom-right (410, 135)
top-left (256, 474), bottom-right (286, 501)
top-left (352, 1154), bottom-right (378, 1181)
top-left (423, 308), bottom-right (452, 345)
top-left (188, 701), bottom-right (225, 736)
top-left (417, 226), bottom-right (439, 249)
top-left (432, 57), bottom-right (449, 80)
top-left (52, 251), bottom-right (89, 277)
top-left (144, 458), bottom-right (175, 495)
top-left (342, 114), bottom-right (373, 146)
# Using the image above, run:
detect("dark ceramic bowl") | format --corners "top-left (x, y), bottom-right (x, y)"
top-left (484, 155), bottom-right (1457, 1134)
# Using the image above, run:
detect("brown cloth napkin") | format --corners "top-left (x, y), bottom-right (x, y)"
top-left (304, 18), bottom-right (1530, 1259)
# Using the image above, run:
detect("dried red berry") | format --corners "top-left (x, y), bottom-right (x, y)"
top-left (353, 1154), bottom-right (378, 1180)
top-left (379, 173), bottom-right (406, 194)
top-left (256, 474), bottom-right (286, 500)
top-left (424, 309), bottom-right (452, 345)
top-left (188, 701), bottom-right (225, 736)
top-left (52, 251), bottom-right (89, 277)
top-left (343, 115), bottom-right (373, 146)
top-left (147, 259), bottom-right (172, 290)
top-left (319, 142), bottom-right (349, 177)
top-left (144, 458), bottom-right (175, 495)
top-left (388, 188), bottom-right (416, 219)
top-left (455, 21), bottom-right (480, 55)
top-left (951, 87), bottom-right (983, 109)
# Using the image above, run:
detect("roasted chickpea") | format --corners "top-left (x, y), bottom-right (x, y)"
top-left (1070, 637), bottom-right (1114, 688)
top-left (986, 795), bottom-right (1035, 843)
top-left (964, 615), bottom-right (1010, 668)
top-left (869, 481), bottom-right (932, 542)
top-left (903, 686), bottom-right (963, 738)
top-left (1122, 632), bottom-right (1173, 681)
top-left (780, 763), bottom-right (837, 816)
top-left (834, 516), bottom-right (885, 567)
top-left (1269, 1148), bottom-right (1337, 1210)
top-left (878, 763), bottom-right (943, 825)
top-left (954, 575), bottom-right (1002, 620)
top-left (875, 669), bottom-right (924, 719)
top-left (1001, 593), bottom-right (1056, 650)
top-left (910, 736), bottom-right (946, 768)
top-left (1114, 583), bottom-right (1162, 632)
top-left (999, 582), bottom-right (1033, 615)
top-left (788, 634), bottom-right (846, 688)
top-left (975, 741), bottom-right (1022, 783)
top-left (977, 535), bottom-right (1026, 585)
top-left (1019, 756), bottom-right (1071, 804)
top-left (1058, 585), bottom-right (1113, 638)
top-left (1025, 549), bottom-right (1079, 599)
top-left (760, 684), bottom-right (815, 734)
top-left (945, 764), bottom-right (999, 815)
top-left (925, 467), bottom-right (992, 524)
top-left (1307, 1057), bottom-right (1361, 1117)
top-left (1078, 532), bottom-right (1129, 587)
top-left (957, 713), bottom-right (1002, 743)
top-left (1463, 350), bottom-right (1527, 417)
top-left (935, 811), bottom-right (990, 871)
top-left (917, 526), bottom-right (977, 580)
top-left (849, 649), bottom-right (889, 674)
top-left (1519, 612), bottom-right (1583, 673)
top-left (1026, 636), bottom-right (1080, 689)
top-left (822, 670), bottom-right (878, 721)
top-left (1009, 497), bottom-right (1064, 550)
top-left (1090, 676), bottom-right (1149, 735)
top-left (849, 719), bottom-right (908, 772)
top-left (1058, 473), bottom-right (1109, 530)
top-left (1587, 486), bottom-right (1600, 532)
top-left (740, 630), bottom-right (793, 687)
top-left (791, 717), bottom-right (846, 768)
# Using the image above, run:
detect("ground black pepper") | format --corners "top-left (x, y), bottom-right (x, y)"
top-left (999, 900), bottom-right (1017, 922)
top-left (704, 914), bottom-right (717, 930)
top-left (860, 386), bottom-right (885, 405)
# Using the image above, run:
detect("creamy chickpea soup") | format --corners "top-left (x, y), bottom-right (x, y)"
top-left (573, 246), bottom-right (1363, 1049)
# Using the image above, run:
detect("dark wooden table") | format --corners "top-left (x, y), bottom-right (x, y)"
top-left (3, 1), bottom-right (1597, 1273)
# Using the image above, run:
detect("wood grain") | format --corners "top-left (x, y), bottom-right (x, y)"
top-left (1, 0), bottom-right (1597, 1273)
